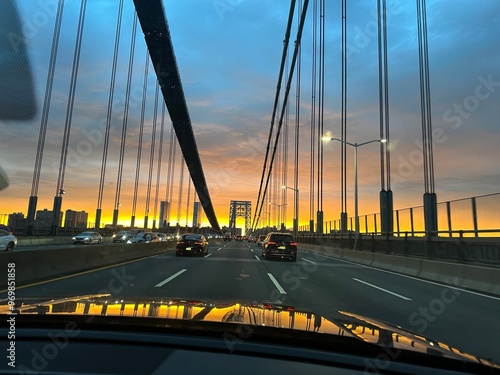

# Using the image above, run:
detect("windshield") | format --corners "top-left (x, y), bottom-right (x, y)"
top-left (1, 0), bottom-right (499, 370)
top-left (182, 234), bottom-right (203, 241)
top-left (270, 234), bottom-right (294, 242)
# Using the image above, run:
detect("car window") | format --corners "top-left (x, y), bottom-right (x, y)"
top-left (270, 235), bottom-right (294, 242)
top-left (183, 235), bottom-right (202, 241)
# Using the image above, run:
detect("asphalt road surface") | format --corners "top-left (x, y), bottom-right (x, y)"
top-left (3, 239), bottom-right (500, 363)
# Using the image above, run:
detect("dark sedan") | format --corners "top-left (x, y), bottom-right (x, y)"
top-left (262, 233), bottom-right (297, 261)
top-left (176, 233), bottom-right (209, 256)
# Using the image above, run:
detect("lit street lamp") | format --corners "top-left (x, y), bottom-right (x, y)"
top-left (323, 137), bottom-right (386, 248)
top-left (282, 186), bottom-right (299, 236)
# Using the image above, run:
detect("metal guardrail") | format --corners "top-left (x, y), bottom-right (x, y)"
top-left (314, 193), bottom-right (500, 238)
top-left (296, 230), bottom-right (500, 267)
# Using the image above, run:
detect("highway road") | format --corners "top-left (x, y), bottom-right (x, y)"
top-left (3, 239), bottom-right (500, 364)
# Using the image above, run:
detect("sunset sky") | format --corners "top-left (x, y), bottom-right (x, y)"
top-left (1, 0), bottom-right (499, 232)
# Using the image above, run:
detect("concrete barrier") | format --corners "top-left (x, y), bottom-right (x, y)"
top-left (299, 243), bottom-right (500, 296)
top-left (0, 242), bottom-right (175, 288)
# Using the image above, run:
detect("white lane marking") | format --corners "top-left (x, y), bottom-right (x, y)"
top-left (309, 252), bottom-right (500, 301)
top-left (204, 253), bottom-right (213, 258)
top-left (353, 278), bottom-right (412, 301)
top-left (250, 249), bottom-right (254, 252)
top-left (155, 269), bottom-right (187, 287)
top-left (301, 258), bottom-right (316, 264)
top-left (267, 273), bottom-right (287, 294)
top-left (217, 247), bottom-right (222, 251)
top-left (254, 255), bottom-right (260, 261)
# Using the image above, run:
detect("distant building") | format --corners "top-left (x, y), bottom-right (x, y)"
top-left (192, 202), bottom-right (201, 228)
top-left (159, 201), bottom-right (169, 228)
top-left (64, 209), bottom-right (88, 229)
top-left (8, 212), bottom-right (26, 230)
top-left (36, 209), bottom-right (62, 228)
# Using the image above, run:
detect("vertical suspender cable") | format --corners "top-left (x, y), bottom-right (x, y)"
top-left (340, 0), bottom-right (347, 223)
top-left (383, 0), bottom-right (391, 190)
top-left (167, 135), bottom-right (177, 224)
top-left (377, 0), bottom-right (385, 190)
top-left (27, 0), bottom-right (64, 235)
top-left (114, 12), bottom-right (137, 213)
top-left (422, 0), bottom-right (434, 193)
top-left (255, 0), bottom-right (310, 233)
top-left (51, 0), bottom-right (87, 234)
top-left (283, 70), bottom-right (289, 228)
top-left (31, 0), bottom-right (64, 197)
top-left (177, 162), bottom-right (185, 226)
top-left (55, 0), bottom-right (87, 196)
top-left (96, 0), bottom-right (123, 229)
top-left (252, 0), bottom-right (296, 230)
top-left (185, 179), bottom-right (191, 228)
top-left (310, 0), bottom-right (317, 229)
top-left (144, 82), bottom-right (159, 227)
top-left (317, 0), bottom-right (325, 231)
top-left (294, 0), bottom-right (302, 233)
top-left (165, 123), bottom-right (176, 225)
top-left (131, 52), bottom-right (149, 225)
top-left (153, 103), bottom-right (166, 229)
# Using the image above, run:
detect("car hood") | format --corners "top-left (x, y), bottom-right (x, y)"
top-left (1, 294), bottom-right (498, 369)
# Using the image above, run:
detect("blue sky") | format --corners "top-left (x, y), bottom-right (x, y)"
top-left (1, 0), bottom-right (499, 228)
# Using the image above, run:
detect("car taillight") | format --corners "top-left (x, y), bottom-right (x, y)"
top-left (176, 241), bottom-right (183, 245)
top-left (194, 241), bottom-right (203, 245)
top-left (290, 242), bottom-right (297, 246)
top-left (267, 241), bottom-right (276, 245)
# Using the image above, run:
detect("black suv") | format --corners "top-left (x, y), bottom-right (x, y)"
top-left (262, 233), bottom-right (297, 261)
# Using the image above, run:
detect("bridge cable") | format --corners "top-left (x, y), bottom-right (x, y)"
top-left (131, 52), bottom-right (149, 227)
top-left (96, 0), bottom-right (124, 226)
top-left (144, 83), bottom-right (160, 228)
top-left (309, 0), bottom-right (317, 231)
top-left (340, 0), bottom-right (347, 224)
top-left (31, 0), bottom-right (64, 197)
top-left (252, 0), bottom-right (296, 230)
top-left (254, 0), bottom-right (310, 232)
top-left (153, 103), bottom-right (166, 229)
top-left (114, 12), bottom-right (137, 223)
top-left (27, 0), bottom-right (64, 234)
top-left (52, 0), bottom-right (87, 233)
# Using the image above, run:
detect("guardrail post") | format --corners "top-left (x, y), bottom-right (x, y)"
top-left (457, 230), bottom-right (466, 263)
top-left (385, 231), bottom-right (391, 254)
top-left (404, 231), bottom-right (409, 256)
top-left (471, 197), bottom-right (479, 238)
top-left (425, 233), bottom-right (434, 260)
top-left (446, 201), bottom-right (452, 237)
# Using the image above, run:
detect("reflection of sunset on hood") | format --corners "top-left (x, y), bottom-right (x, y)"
top-left (1, 1), bottom-right (499, 232)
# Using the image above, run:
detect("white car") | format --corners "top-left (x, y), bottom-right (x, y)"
top-left (72, 231), bottom-right (102, 244)
top-left (0, 229), bottom-right (17, 251)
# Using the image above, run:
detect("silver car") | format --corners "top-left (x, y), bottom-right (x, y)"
top-left (127, 232), bottom-right (159, 244)
top-left (0, 229), bottom-right (17, 251)
top-left (72, 231), bottom-right (102, 244)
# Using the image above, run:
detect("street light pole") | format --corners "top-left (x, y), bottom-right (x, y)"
top-left (323, 137), bottom-right (386, 249)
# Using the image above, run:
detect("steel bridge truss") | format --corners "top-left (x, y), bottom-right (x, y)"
top-left (228, 201), bottom-right (251, 236)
